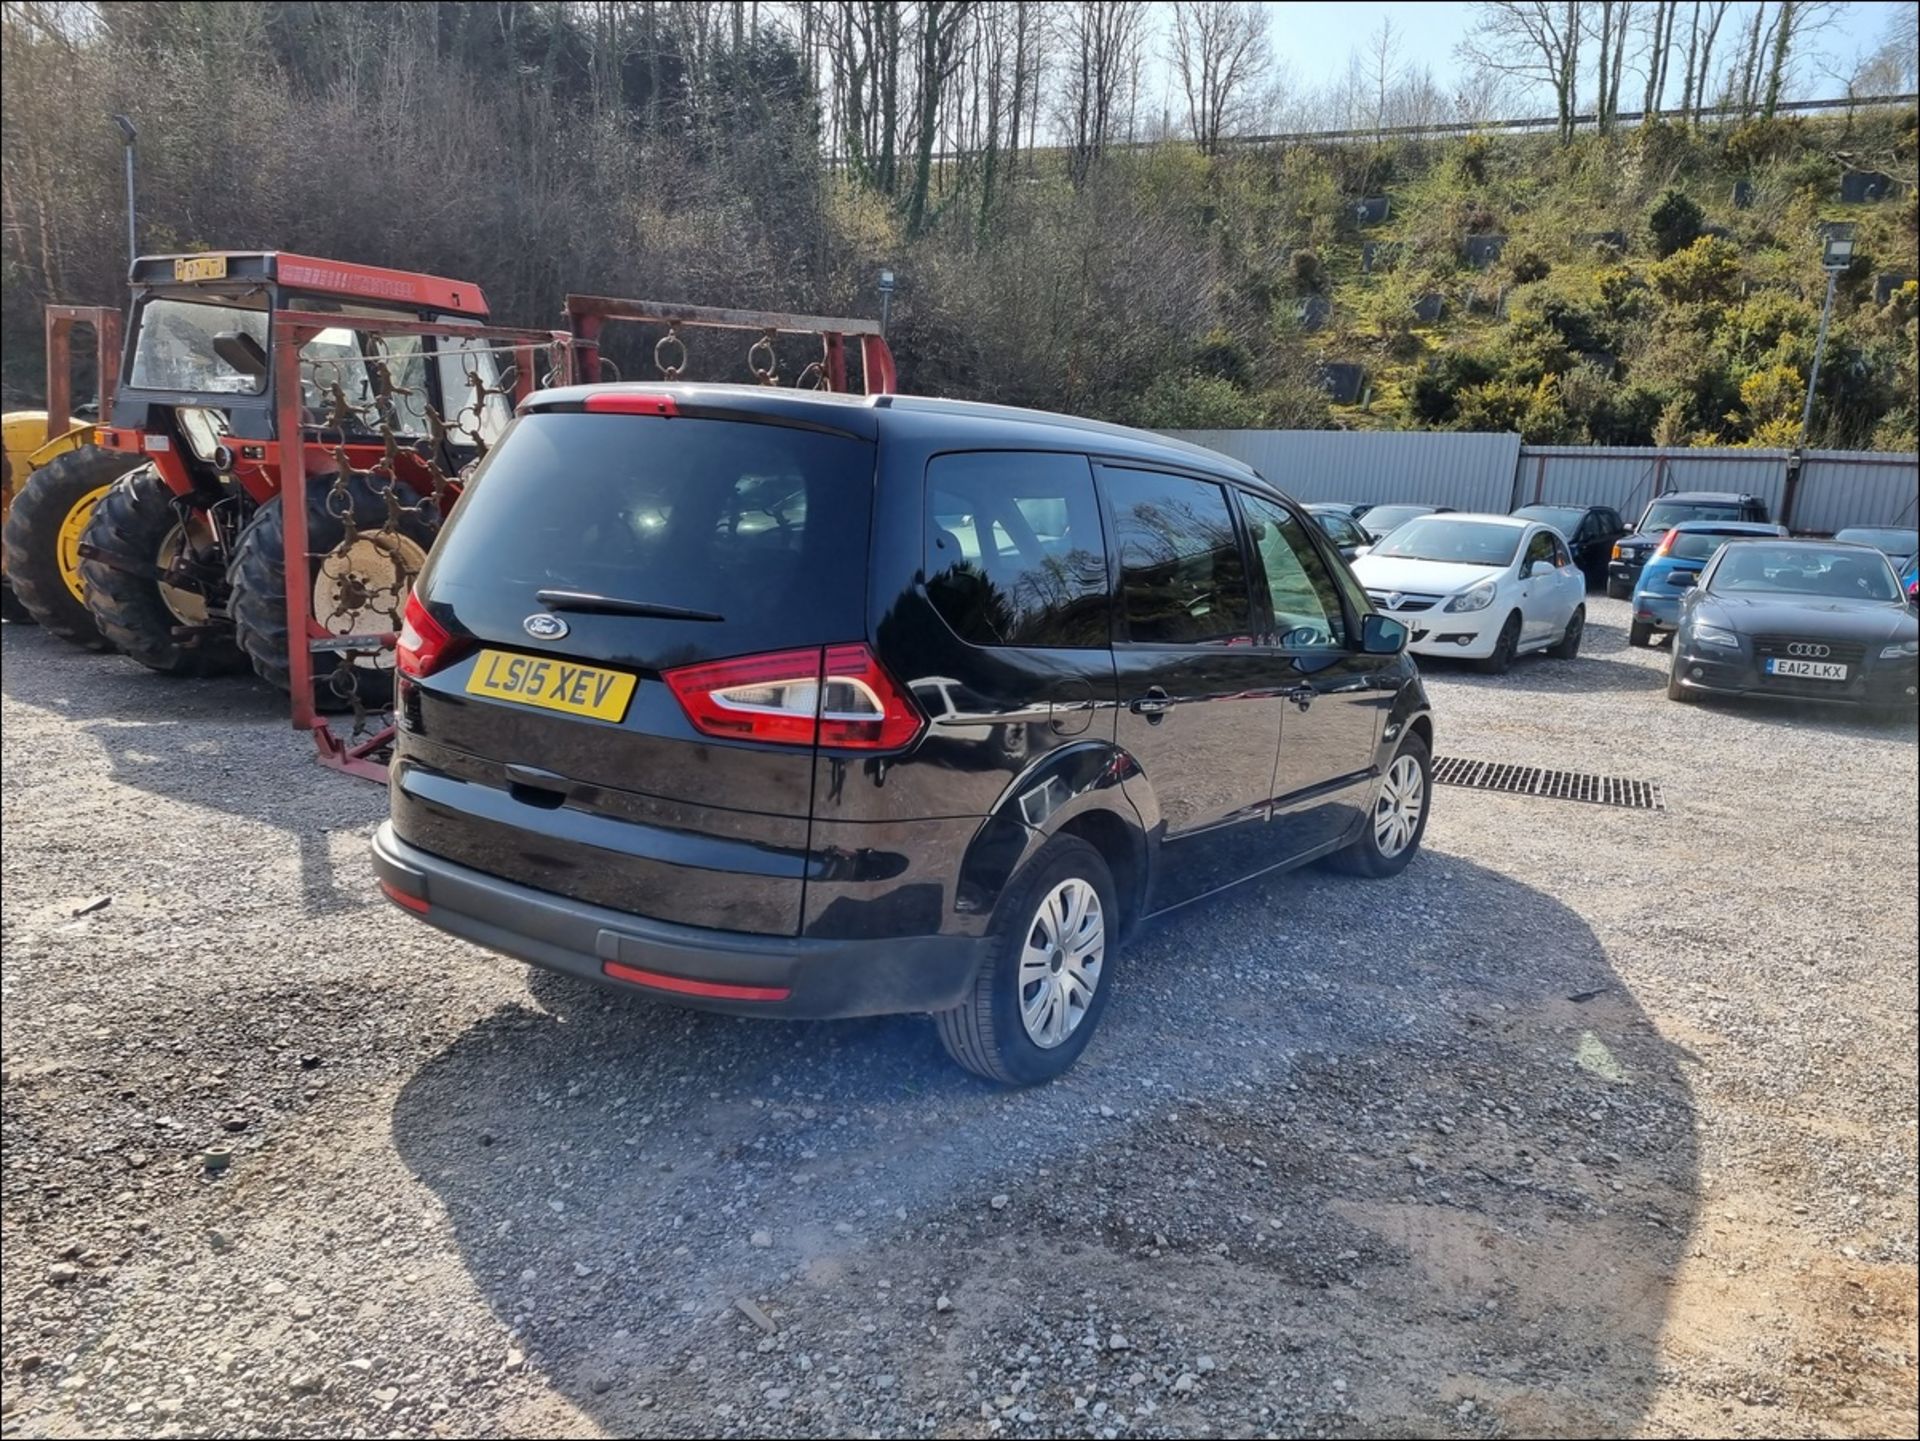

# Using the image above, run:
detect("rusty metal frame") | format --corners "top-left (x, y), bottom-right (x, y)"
top-left (43, 305), bottom-right (124, 443)
top-left (564, 295), bottom-right (897, 395)
top-left (269, 310), bottom-right (574, 780)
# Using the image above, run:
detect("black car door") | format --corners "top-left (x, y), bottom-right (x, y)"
top-left (1099, 464), bottom-right (1286, 912)
top-left (1237, 490), bottom-right (1387, 859)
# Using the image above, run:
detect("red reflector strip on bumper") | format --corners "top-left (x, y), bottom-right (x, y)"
top-left (602, 960), bottom-right (790, 1003)
top-left (380, 880), bottom-right (430, 913)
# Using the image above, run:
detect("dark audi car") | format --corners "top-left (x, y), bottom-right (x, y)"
top-left (1668, 538), bottom-right (1919, 714)
top-left (373, 385), bottom-right (1434, 1084)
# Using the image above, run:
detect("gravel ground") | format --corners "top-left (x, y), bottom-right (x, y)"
top-left (2, 596), bottom-right (1915, 1440)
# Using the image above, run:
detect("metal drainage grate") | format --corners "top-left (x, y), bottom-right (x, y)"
top-left (1431, 756), bottom-right (1664, 811)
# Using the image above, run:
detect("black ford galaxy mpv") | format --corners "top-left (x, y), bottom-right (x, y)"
top-left (372, 385), bottom-right (1434, 1084)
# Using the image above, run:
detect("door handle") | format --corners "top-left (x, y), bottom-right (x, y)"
top-left (1130, 687), bottom-right (1174, 720)
top-left (1283, 684), bottom-right (1314, 711)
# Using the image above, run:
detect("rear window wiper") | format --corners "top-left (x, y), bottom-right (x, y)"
top-left (534, 589), bottom-right (725, 622)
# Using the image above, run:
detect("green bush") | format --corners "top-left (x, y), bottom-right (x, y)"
top-left (1133, 372), bottom-right (1267, 430)
top-left (1289, 248), bottom-right (1326, 295)
top-left (1649, 237), bottom-right (1742, 304)
top-left (1409, 350), bottom-right (1500, 425)
top-left (1648, 188), bottom-right (1704, 258)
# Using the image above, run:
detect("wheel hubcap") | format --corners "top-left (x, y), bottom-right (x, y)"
top-left (155, 520), bottom-right (211, 626)
top-left (56, 484), bottom-right (112, 604)
top-left (1018, 878), bottom-right (1104, 1049)
top-left (314, 533), bottom-right (428, 670)
top-left (1374, 753), bottom-right (1426, 858)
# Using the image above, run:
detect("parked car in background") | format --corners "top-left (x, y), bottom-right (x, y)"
top-left (1834, 527), bottom-right (1919, 574)
top-left (1668, 538), bottom-right (1919, 715)
top-left (1629, 521), bottom-right (1788, 646)
top-left (1351, 513), bottom-right (1586, 673)
top-left (1305, 503), bottom-right (1372, 560)
top-left (1609, 491), bottom-right (1771, 599)
top-left (373, 385), bottom-right (1434, 1086)
top-left (1358, 503), bottom-right (1453, 542)
top-left (1511, 503), bottom-right (1628, 588)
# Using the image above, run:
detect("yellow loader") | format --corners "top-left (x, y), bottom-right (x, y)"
top-left (1, 306), bottom-right (142, 646)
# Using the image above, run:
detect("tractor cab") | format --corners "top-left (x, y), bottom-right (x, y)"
top-left (100, 251), bottom-right (508, 508)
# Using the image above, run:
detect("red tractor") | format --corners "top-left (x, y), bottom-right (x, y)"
top-left (66, 251), bottom-right (510, 708)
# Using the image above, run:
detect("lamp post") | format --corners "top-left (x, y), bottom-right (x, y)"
top-left (110, 114), bottom-right (138, 267)
top-left (1801, 226), bottom-right (1854, 442)
top-left (877, 268), bottom-right (896, 336)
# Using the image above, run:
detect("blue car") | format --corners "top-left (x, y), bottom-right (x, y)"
top-left (1629, 520), bottom-right (1788, 647)
top-left (1904, 557), bottom-right (1919, 607)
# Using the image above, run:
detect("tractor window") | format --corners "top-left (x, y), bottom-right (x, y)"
top-left (299, 329), bottom-right (430, 437)
top-left (128, 299), bottom-right (268, 395)
top-left (435, 334), bottom-right (513, 448)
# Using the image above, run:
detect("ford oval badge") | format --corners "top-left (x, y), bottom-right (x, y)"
top-left (523, 613), bottom-right (569, 641)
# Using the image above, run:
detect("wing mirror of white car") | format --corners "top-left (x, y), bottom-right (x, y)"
top-left (1353, 544), bottom-right (1372, 557)
top-left (1361, 613), bottom-right (1409, 655)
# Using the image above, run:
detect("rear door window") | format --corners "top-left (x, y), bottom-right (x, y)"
top-left (422, 412), bottom-right (874, 661)
top-left (925, 452), bottom-right (1110, 648)
top-left (1099, 467), bottom-right (1252, 646)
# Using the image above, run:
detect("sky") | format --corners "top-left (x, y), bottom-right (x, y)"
top-left (1137, 0), bottom-right (1914, 123)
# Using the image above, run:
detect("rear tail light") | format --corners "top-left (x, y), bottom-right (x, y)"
top-left (395, 592), bottom-right (469, 678)
top-left (1654, 528), bottom-right (1679, 557)
top-left (665, 643), bottom-right (924, 751)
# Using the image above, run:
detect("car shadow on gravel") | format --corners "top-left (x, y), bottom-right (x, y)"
top-left (0, 624), bottom-right (383, 911)
top-left (391, 851), bottom-right (1699, 1437)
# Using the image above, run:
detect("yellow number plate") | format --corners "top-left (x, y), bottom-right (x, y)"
top-left (465, 650), bottom-right (637, 723)
top-left (174, 254), bottom-right (228, 282)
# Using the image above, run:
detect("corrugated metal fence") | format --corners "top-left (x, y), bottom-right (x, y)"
top-left (1166, 430), bottom-right (1920, 532)
top-left (1167, 430), bottom-right (1522, 512)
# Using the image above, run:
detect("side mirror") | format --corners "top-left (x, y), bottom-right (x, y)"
top-left (1361, 613), bottom-right (1409, 655)
top-left (212, 329), bottom-right (268, 382)
top-left (1522, 559), bottom-right (1546, 578)
top-left (1673, 571), bottom-right (1698, 589)
top-left (1353, 544), bottom-right (1372, 558)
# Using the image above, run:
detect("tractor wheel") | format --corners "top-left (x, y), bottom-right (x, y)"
top-left (77, 466), bottom-right (248, 676)
top-left (227, 471), bottom-right (437, 714)
top-left (1, 444), bottom-right (140, 649)
top-left (1, 578), bottom-right (31, 623)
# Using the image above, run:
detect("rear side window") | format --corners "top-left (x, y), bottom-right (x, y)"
top-left (424, 412), bottom-right (873, 656)
top-left (1241, 494), bottom-right (1348, 648)
top-left (1101, 468), bottom-right (1251, 645)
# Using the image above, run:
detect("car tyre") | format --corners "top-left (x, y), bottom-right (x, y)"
top-left (1628, 620), bottom-right (1654, 648)
top-left (1551, 606), bottom-right (1585, 659)
top-left (936, 835), bottom-right (1118, 1087)
top-left (1326, 730), bottom-right (1431, 879)
top-left (1666, 656), bottom-right (1698, 703)
top-left (1476, 612), bottom-right (1522, 675)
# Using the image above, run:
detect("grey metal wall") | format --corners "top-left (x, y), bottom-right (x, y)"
top-left (1166, 430), bottom-right (1521, 512)
top-left (1513, 447), bottom-right (1791, 522)
top-left (1167, 429), bottom-right (1919, 533)
top-left (1791, 451), bottom-right (1920, 534)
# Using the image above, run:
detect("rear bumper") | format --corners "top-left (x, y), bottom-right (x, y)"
top-left (1632, 594), bottom-right (1681, 629)
top-left (371, 822), bottom-right (987, 1019)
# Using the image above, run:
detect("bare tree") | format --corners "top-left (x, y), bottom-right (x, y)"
top-left (1588, 0), bottom-right (1636, 133)
top-left (1059, 0), bottom-right (1147, 184)
top-left (1761, 0), bottom-right (1842, 118)
top-left (1458, 1), bottom-right (1584, 144)
top-left (905, 0), bottom-right (973, 236)
top-left (1168, 0), bottom-right (1270, 154)
top-left (1679, 0), bottom-right (1733, 123)
top-left (1363, 16), bottom-right (1402, 139)
top-left (1642, 0), bottom-right (1678, 116)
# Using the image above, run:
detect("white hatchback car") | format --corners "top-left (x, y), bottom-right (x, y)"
top-left (1350, 513), bottom-right (1587, 673)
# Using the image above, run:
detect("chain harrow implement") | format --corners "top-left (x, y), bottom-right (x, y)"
top-left (272, 298), bottom-right (895, 782)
